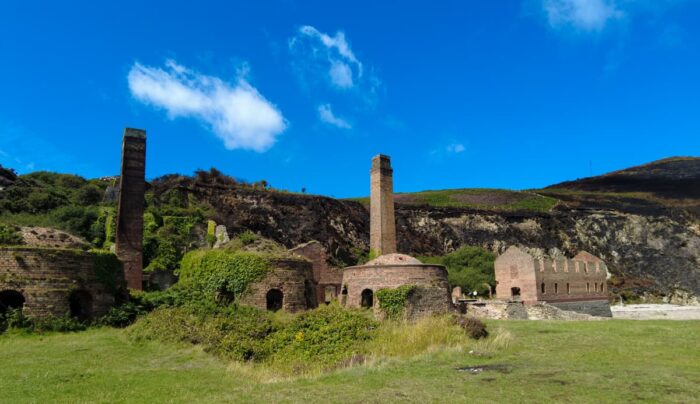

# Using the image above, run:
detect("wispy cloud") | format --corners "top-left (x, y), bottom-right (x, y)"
top-left (290, 26), bottom-right (364, 90)
top-left (542, 0), bottom-right (624, 31)
top-left (446, 143), bottom-right (466, 153)
top-left (318, 104), bottom-right (351, 129)
top-left (128, 60), bottom-right (286, 152)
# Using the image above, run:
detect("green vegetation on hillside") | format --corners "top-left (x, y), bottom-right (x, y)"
top-left (1, 320), bottom-right (697, 402)
top-left (420, 246), bottom-right (496, 295)
top-left (349, 188), bottom-right (559, 213)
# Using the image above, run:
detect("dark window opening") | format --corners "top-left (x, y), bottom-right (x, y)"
top-left (554, 283), bottom-right (558, 294)
top-left (566, 283), bottom-right (570, 294)
top-left (541, 282), bottom-right (546, 294)
top-left (341, 286), bottom-right (348, 295)
top-left (304, 281), bottom-right (316, 309)
top-left (69, 290), bottom-right (93, 321)
top-left (361, 289), bottom-right (374, 308)
top-left (0, 290), bottom-right (25, 314)
top-left (266, 289), bottom-right (283, 312)
top-left (511, 287), bottom-right (521, 297)
top-left (586, 283), bottom-right (590, 293)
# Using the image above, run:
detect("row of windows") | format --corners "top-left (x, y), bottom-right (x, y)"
top-left (540, 282), bottom-right (606, 295)
top-left (538, 261), bottom-right (601, 274)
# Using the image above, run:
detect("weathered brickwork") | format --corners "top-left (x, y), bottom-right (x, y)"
top-left (289, 240), bottom-right (343, 304)
top-left (342, 261), bottom-right (452, 317)
top-left (238, 258), bottom-right (317, 313)
top-left (494, 246), bottom-right (611, 317)
top-left (115, 128), bottom-right (146, 290)
top-left (0, 247), bottom-right (123, 319)
top-left (370, 154), bottom-right (396, 255)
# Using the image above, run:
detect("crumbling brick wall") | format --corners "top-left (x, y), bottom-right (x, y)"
top-left (289, 241), bottom-right (343, 304)
top-left (238, 258), bottom-right (317, 312)
top-left (0, 247), bottom-right (123, 318)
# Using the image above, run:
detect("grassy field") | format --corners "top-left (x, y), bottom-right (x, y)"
top-left (1, 320), bottom-right (698, 403)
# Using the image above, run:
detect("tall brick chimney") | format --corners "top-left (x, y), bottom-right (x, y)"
top-left (370, 154), bottom-right (397, 255)
top-left (115, 128), bottom-right (146, 290)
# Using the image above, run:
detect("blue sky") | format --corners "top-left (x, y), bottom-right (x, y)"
top-left (1, 0), bottom-right (698, 198)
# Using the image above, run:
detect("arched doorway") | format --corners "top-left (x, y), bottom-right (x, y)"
top-left (68, 290), bottom-right (93, 321)
top-left (266, 289), bottom-right (283, 312)
top-left (0, 290), bottom-right (25, 314)
top-left (361, 289), bottom-right (373, 308)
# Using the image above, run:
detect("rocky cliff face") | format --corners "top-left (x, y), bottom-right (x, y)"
top-left (159, 176), bottom-right (700, 300)
top-left (143, 158), bottom-right (700, 301)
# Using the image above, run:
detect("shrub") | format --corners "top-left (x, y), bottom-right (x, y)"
top-left (0, 223), bottom-right (24, 245)
top-left (178, 249), bottom-right (270, 298)
top-left (453, 315), bottom-right (488, 339)
top-left (263, 304), bottom-right (378, 372)
top-left (376, 285), bottom-right (417, 320)
top-left (420, 246), bottom-right (496, 295)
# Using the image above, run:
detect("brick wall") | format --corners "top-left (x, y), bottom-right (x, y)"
top-left (238, 258), bottom-right (316, 312)
top-left (342, 264), bottom-right (452, 317)
top-left (289, 241), bottom-right (343, 304)
top-left (0, 247), bottom-right (123, 318)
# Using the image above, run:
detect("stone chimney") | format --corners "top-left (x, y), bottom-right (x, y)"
top-left (370, 154), bottom-right (397, 255)
top-left (115, 128), bottom-right (146, 290)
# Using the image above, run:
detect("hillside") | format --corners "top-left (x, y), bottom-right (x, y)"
top-left (1, 158), bottom-right (699, 301)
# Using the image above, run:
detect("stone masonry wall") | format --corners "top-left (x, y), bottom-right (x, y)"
top-left (238, 259), bottom-right (316, 312)
top-left (289, 241), bottom-right (343, 304)
top-left (0, 247), bottom-right (123, 318)
top-left (342, 264), bottom-right (452, 316)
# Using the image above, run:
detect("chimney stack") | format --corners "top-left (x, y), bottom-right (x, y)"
top-left (370, 154), bottom-right (397, 256)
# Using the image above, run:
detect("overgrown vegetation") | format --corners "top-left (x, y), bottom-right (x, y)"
top-left (178, 249), bottom-right (271, 298)
top-left (0, 223), bottom-right (23, 245)
top-left (420, 246), bottom-right (496, 295)
top-left (376, 285), bottom-right (417, 319)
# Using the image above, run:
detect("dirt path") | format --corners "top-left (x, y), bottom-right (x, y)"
top-left (611, 304), bottom-right (700, 320)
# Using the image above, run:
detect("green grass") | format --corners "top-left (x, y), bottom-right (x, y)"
top-left (1, 320), bottom-right (698, 403)
top-left (348, 188), bottom-right (559, 213)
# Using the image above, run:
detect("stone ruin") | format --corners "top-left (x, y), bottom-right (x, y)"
top-left (341, 155), bottom-right (452, 318)
top-left (493, 246), bottom-right (612, 317)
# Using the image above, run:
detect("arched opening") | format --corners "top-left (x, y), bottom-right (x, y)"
top-left (68, 290), bottom-right (93, 321)
top-left (266, 289), bottom-right (283, 312)
top-left (324, 286), bottom-right (337, 304)
top-left (541, 282), bottom-right (546, 294)
top-left (360, 289), bottom-right (374, 308)
top-left (304, 281), bottom-right (316, 309)
top-left (0, 290), bottom-right (25, 315)
top-left (510, 287), bottom-right (521, 297)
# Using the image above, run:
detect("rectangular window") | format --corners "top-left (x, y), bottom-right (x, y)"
top-left (594, 283), bottom-right (598, 292)
top-left (587, 283), bottom-right (590, 293)
top-left (566, 283), bottom-right (570, 294)
top-left (541, 282), bottom-right (546, 294)
top-left (554, 283), bottom-right (558, 294)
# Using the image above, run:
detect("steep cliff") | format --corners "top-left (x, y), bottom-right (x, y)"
top-left (149, 158), bottom-right (700, 301)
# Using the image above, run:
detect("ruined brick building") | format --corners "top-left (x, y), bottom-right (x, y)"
top-left (494, 246), bottom-right (612, 317)
top-left (342, 155), bottom-right (452, 317)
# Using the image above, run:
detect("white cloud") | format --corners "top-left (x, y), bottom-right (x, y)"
top-left (289, 25), bottom-right (381, 97)
top-left (127, 60), bottom-right (286, 152)
top-left (543, 0), bottom-right (624, 31)
top-left (318, 104), bottom-right (351, 129)
top-left (446, 143), bottom-right (466, 153)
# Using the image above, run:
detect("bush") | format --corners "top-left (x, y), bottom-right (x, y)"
top-left (420, 246), bottom-right (496, 295)
top-left (453, 315), bottom-right (488, 339)
top-left (178, 249), bottom-right (270, 298)
top-left (0, 223), bottom-right (24, 245)
top-left (376, 285), bottom-right (416, 320)
top-left (264, 304), bottom-right (378, 370)
top-left (0, 310), bottom-right (86, 334)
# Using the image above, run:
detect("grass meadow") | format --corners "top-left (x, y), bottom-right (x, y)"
top-left (1, 319), bottom-right (698, 403)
